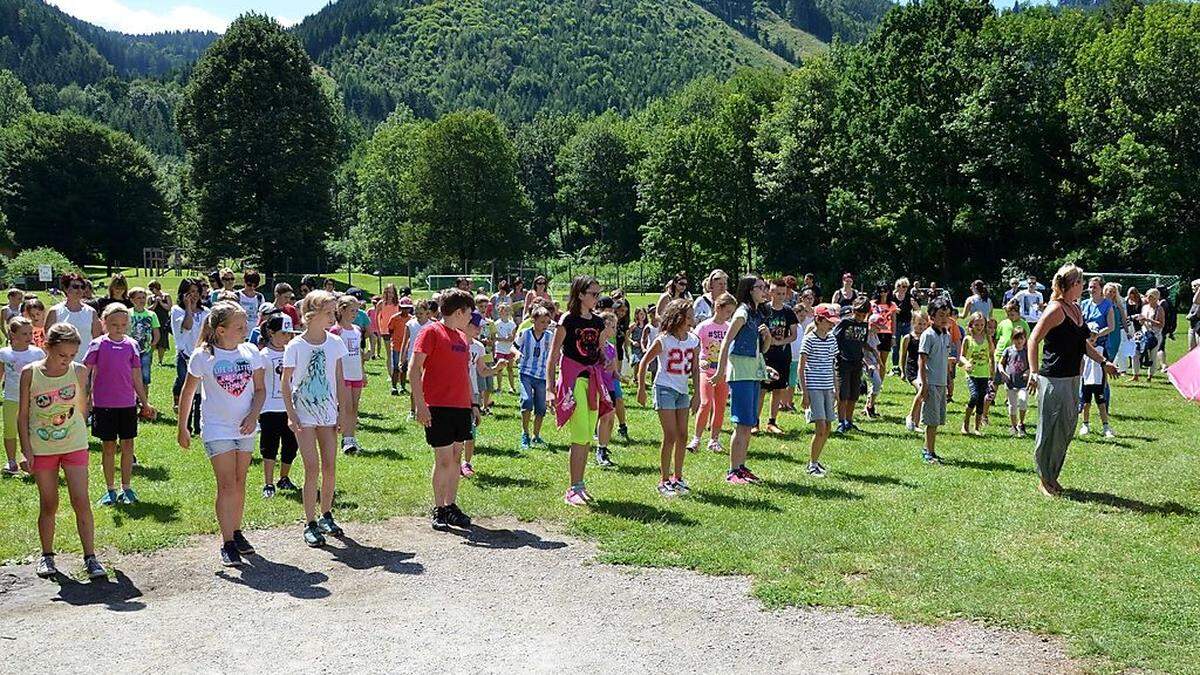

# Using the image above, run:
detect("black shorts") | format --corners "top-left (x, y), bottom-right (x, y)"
top-left (877, 333), bottom-right (894, 354)
top-left (763, 351), bottom-right (791, 391)
top-left (93, 406), bottom-right (138, 441)
top-left (259, 411), bottom-right (298, 463)
top-left (425, 406), bottom-right (473, 448)
top-left (837, 365), bottom-right (863, 402)
top-left (1082, 383), bottom-right (1108, 406)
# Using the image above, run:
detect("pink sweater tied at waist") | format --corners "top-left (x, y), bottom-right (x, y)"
top-left (554, 357), bottom-right (613, 428)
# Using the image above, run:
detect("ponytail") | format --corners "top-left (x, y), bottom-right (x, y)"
top-left (198, 301), bottom-right (246, 355)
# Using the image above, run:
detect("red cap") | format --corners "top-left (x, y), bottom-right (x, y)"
top-left (813, 304), bottom-right (841, 323)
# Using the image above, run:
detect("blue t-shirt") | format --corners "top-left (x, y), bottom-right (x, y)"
top-left (1081, 297), bottom-right (1115, 356)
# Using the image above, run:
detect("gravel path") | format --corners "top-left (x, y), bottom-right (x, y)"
top-left (0, 517), bottom-right (1078, 673)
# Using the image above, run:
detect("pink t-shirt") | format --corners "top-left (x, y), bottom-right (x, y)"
top-left (83, 335), bottom-right (140, 408)
top-left (695, 318), bottom-right (729, 373)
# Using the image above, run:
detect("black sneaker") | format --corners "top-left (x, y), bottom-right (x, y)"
top-left (83, 554), bottom-right (107, 580)
top-left (445, 503), bottom-right (471, 528)
top-left (595, 447), bottom-right (615, 468)
top-left (431, 506), bottom-right (450, 532)
top-left (276, 476), bottom-right (298, 491)
top-left (317, 512), bottom-right (344, 536)
top-left (391, 386), bottom-right (399, 396)
top-left (303, 522), bottom-right (326, 547)
top-left (618, 424), bottom-right (629, 442)
top-left (221, 542), bottom-right (245, 567)
top-left (262, 483), bottom-right (276, 499)
top-left (232, 529), bottom-right (255, 555)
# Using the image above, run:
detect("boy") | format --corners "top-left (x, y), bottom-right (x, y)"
top-left (1000, 327), bottom-right (1031, 437)
top-left (493, 303), bottom-right (518, 394)
top-left (1079, 345), bottom-right (1114, 438)
top-left (388, 298), bottom-right (414, 395)
top-left (237, 270), bottom-right (265, 325)
top-left (800, 305), bottom-right (840, 477)
top-left (127, 287), bottom-right (161, 388)
top-left (513, 306), bottom-right (553, 449)
top-left (461, 312), bottom-right (509, 476)
top-left (262, 282), bottom-right (300, 327)
top-left (760, 279), bottom-right (798, 434)
top-left (918, 299), bottom-right (952, 464)
top-left (833, 297), bottom-right (875, 433)
top-left (410, 289), bottom-right (475, 532)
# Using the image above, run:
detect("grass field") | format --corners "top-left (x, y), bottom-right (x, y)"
top-left (0, 330), bottom-right (1197, 672)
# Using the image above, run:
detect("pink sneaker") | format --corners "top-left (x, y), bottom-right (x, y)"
top-left (740, 466), bottom-right (762, 483)
top-left (460, 462), bottom-right (475, 478)
top-left (726, 468), bottom-right (750, 485)
top-left (563, 487), bottom-right (588, 506)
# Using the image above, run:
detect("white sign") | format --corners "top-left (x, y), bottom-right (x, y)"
top-left (37, 265), bottom-right (53, 282)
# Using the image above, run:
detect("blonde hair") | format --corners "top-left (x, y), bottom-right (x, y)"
top-left (128, 286), bottom-right (148, 298)
top-left (1050, 264), bottom-right (1083, 302)
top-left (715, 292), bottom-right (737, 309)
top-left (46, 322), bottom-right (81, 347)
top-left (198, 301), bottom-right (247, 355)
top-left (7, 316), bottom-right (32, 334)
top-left (336, 294), bottom-right (359, 322)
top-left (101, 303), bottom-right (131, 320)
top-left (703, 269), bottom-right (728, 293)
top-left (1146, 288), bottom-right (1161, 302)
top-left (301, 290), bottom-right (337, 323)
top-left (967, 311), bottom-right (985, 329)
top-left (1103, 282), bottom-right (1121, 296)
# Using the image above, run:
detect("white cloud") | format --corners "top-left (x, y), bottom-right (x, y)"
top-left (48, 0), bottom-right (301, 34)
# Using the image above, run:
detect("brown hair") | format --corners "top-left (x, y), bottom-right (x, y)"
top-left (45, 322), bottom-right (82, 348)
top-left (566, 275), bottom-right (598, 316)
top-left (439, 288), bottom-right (475, 317)
top-left (659, 298), bottom-right (693, 336)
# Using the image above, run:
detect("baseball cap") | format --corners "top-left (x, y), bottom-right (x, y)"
top-left (398, 297), bottom-right (415, 310)
top-left (469, 311), bottom-right (484, 327)
top-left (263, 311), bottom-right (299, 334)
top-left (813, 304), bottom-right (841, 323)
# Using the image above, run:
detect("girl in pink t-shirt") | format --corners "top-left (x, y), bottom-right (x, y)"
top-left (689, 293), bottom-right (736, 453)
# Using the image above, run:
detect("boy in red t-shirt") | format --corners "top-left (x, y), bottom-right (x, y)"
top-left (388, 299), bottom-right (414, 395)
top-left (410, 289), bottom-right (475, 532)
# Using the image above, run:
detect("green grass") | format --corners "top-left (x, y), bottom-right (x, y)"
top-left (1, 338), bottom-right (1197, 672)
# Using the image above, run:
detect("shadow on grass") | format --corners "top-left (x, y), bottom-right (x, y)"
top-left (589, 499), bottom-right (699, 526)
top-left (939, 458), bottom-right (1027, 475)
top-left (131, 464), bottom-right (170, 482)
top-left (692, 490), bottom-right (783, 512)
top-left (761, 479), bottom-right (862, 501)
top-left (325, 535), bottom-right (424, 574)
top-left (612, 463), bottom-right (660, 477)
top-left (750, 450), bottom-right (805, 465)
top-left (217, 554), bottom-right (331, 599)
top-left (835, 471), bottom-right (917, 488)
top-left (446, 524), bottom-right (569, 550)
top-left (477, 445), bottom-right (523, 458)
top-left (109, 499), bottom-right (181, 525)
top-left (472, 473), bottom-right (542, 489)
top-left (361, 446), bottom-right (409, 462)
top-left (1062, 489), bottom-right (1197, 516)
top-left (51, 570), bottom-right (145, 611)
top-left (357, 421), bottom-right (402, 434)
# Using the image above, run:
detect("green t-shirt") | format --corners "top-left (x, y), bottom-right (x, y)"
top-left (129, 308), bottom-right (160, 353)
top-left (963, 335), bottom-right (992, 378)
top-left (994, 318), bottom-right (1029, 363)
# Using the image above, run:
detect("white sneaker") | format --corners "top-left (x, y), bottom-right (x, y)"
top-left (905, 417), bottom-right (917, 432)
top-left (1103, 426), bottom-right (1115, 438)
top-left (1078, 423), bottom-right (1090, 437)
top-left (1009, 426), bottom-right (1018, 437)
top-left (686, 436), bottom-right (700, 452)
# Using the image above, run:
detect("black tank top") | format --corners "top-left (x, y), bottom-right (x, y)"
top-left (892, 290), bottom-right (913, 323)
top-left (1040, 309), bottom-right (1090, 378)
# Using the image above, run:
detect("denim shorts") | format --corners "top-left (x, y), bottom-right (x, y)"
top-left (654, 385), bottom-right (690, 410)
top-left (805, 388), bottom-right (837, 423)
top-left (520, 373), bottom-right (547, 417)
top-left (204, 436), bottom-right (257, 459)
top-left (610, 379), bottom-right (624, 401)
top-left (139, 350), bottom-right (152, 386)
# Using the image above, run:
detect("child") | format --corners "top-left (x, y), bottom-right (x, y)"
top-left (148, 280), bottom-right (173, 366)
top-left (282, 291), bottom-right (350, 547)
top-left (387, 298), bottom-right (414, 395)
top-left (800, 305), bottom-right (841, 477)
top-left (1000, 327), bottom-right (1031, 437)
top-left (918, 299), bottom-right (953, 463)
top-left (760, 279), bottom-right (798, 434)
top-left (958, 311), bottom-right (993, 436)
top-left (409, 289), bottom-right (476, 530)
top-left (22, 297), bottom-right (46, 348)
top-left (403, 301), bottom-right (436, 415)
top-left (785, 303), bottom-right (813, 413)
top-left (237, 270), bottom-right (265, 325)
top-left (642, 305), bottom-right (660, 381)
top-left (19, 323), bottom-right (106, 579)
top-left (257, 310), bottom-right (300, 496)
top-left (493, 303), bottom-right (518, 395)
top-left (331, 295), bottom-right (365, 455)
top-left (1079, 348), bottom-right (1114, 438)
top-left (630, 307), bottom-right (648, 374)
top-left (85, 304), bottom-right (155, 506)
top-left (514, 306), bottom-right (553, 450)
top-left (547, 276), bottom-right (612, 506)
top-left (1, 317), bottom-right (45, 474)
top-left (172, 279), bottom-right (209, 436)
top-left (461, 312), bottom-right (509, 477)
top-left (637, 299), bottom-right (700, 497)
top-left (1, 288), bottom-right (23, 343)
top-left (711, 275), bottom-right (772, 484)
top-left (474, 295), bottom-right (496, 412)
top-left (128, 287), bottom-right (161, 389)
top-left (177, 302), bottom-right (266, 567)
top-left (595, 312), bottom-right (621, 468)
top-left (266, 282), bottom-right (300, 328)
top-left (833, 297), bottom-right (874, 433)
top-left (690, 293), bottom-right (735, 452)
top-left (902, 311), bottom-right (929, 431)
top-left (863, 315), bottom-right (885, 419)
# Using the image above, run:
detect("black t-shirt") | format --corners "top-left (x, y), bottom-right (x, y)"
top-left (890, 290), bottom-right (915, 324)
top-left (761, 303), bottom-right (798, 360)
top-left (833, 317), bottom-right (868, 365)
top-left (561, 313), bottom-right (605, 366)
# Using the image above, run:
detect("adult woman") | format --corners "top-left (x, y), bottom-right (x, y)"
top-left (960, 280), bottom-right (994, 321)
top-left (1188, 279), bottom-right (1200, 351)
top-left (889, 277), bottom-right (919, 370)
top-left (1104, 282), bottom-right (1132, 370)
top-left (1140, 289), bottom-right (1166, 381)
top-left (45, 272), bottom-right (101, 364)
top-left (1026, 264), bottom-right (1118, 497)
top-left (831, 273), bottom-right (858, 308)
top-left (92, 273), bottom-right (132, 315)
top-left (148, 280), bottom-right (173, 366)
top-left (656, 272), bottom-right (691, 318)
top-left (692, 269), bottom-right (729, 323)
top-left (524, 276), bottom-right (552, 320)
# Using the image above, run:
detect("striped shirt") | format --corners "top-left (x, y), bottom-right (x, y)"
top-left (800, 332), bottom-right (838, 390)
top-left (517, 328), bottom-right (552, 380)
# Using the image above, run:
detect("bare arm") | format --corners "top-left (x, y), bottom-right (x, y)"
top-left (710, 315), bottom-right (745, 386)
top-left (408, 352), bottom-right (430, 426)
top-left (242, 368), bottom-right (267, 435)
top-left (176, 373), bottom-right (200, 448)
top-left (545, 325), bottom-right (567, 401)
top-left (17, 367), bottom-right (32, 466)
top-left (636, 337), bottom-right (663, 405)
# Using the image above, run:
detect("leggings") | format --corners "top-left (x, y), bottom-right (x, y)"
top-left (696, 370), bottom-right (728, 437)
top-left (966, 376), bottom-right (990, 414)
top-left (174, 351), bottom-right (201, 436)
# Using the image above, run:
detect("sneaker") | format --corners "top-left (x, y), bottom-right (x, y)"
top-left (726, 468), bottom-right (750, 485)
top-left (579, 486), bottom-right (596, 503)
top-left (445, 503), bottom-right (471, 528)
top-left (342, 441), bottom-right (359, 455)
top-left (922, 449), bottom-right (942, 465)
top-left (317, 513), bottom-right (344, 536)
top-left (686, 436), bottom-right (701, 452)
top-left (834, 421), bottom-right (847, 434)
top-left (460, 462), bottom-right (475, 477)
top-left (520, 433), bottom-right (531, 450)
top-left (905, 417), bottom-right (917, 432)
top-left (532, 436), bottom-right (548, 449)
top-left (98, 489), bottom-right (118, 506)
top-left (1009, 426), bottom-right (1018, 437)
top-left (1103, 426), bottom-right (1115, 439)
top-left (391, 386), bottom-right (399, 396)
top-left (220, 542), bottom-right (245, 568)
top-left (131, 455), bottom-right (140, 468)
top-left (657, 480), bottom-right (677, 498)
top-left (262, 483), bottom-right (276, 499)
top-left (595, 447), bottom-right (615, 468)
top-left (276, 476), bottom-right (298, 491)
top-left (1078, 423), bottom-right (1090, 437)
top-left (303, 522), bottom-right (326, 547)
top-left (671, 477), bottom-right (691, 495)
top-left (807, 461), bottom-right (827, 477)
top-left (618, 424), bottom-right (629, 442)
top-left (2, 463), bottom-right (18, 477)
top-left (35, 554), bottom-right (57, 578)
top-left (563, 486), bottom-right (588, 507)
top-left (118, 488), bottom-right (138, 505)
top-left (847, 422), bottom-right (862, 432)
top-left (1019, 424), bottom-right (1028, 438)
top-left (83, 555), bottom-right (107, 580)
top-left (740, 466), bottom-right (761, 483)
top-left (708, 438), bottom-right (725, 453)
top-left (232, 529), bottom-right (255, 555)
top-left (431, 506), bottom-right (450, 531)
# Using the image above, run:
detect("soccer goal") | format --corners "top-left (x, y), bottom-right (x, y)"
top-left (1083, 271), bottom-right (1182, 298)
top-left (426, 275), bottom-right (494, 293)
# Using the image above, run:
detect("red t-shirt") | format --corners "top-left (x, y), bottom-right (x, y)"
top-left (414, 321), bottom-right (471, 408)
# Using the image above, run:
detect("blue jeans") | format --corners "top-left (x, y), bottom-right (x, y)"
top-left (520, 373), bottom-right (547, 417)
top-left (174, 352), bottom-right (201, 435)
top-left (893, 320), bottom-right (911, 367)
top-left (140, 351), bottom-right (152, 387)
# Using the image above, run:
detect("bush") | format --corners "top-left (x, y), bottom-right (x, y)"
top-left (5, 247), bottom-right (79, 285)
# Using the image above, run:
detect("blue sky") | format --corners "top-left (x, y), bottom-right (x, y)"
top-left (48, 0), bottom-right (333, 34)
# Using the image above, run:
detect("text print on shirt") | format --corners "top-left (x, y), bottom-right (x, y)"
top-left (665, 347), bottom-right (696, 375)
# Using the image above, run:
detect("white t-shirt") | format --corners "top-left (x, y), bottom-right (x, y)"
top-left (237, 290), bottom-right (265, 324)
top-left (791, 318), bottom-right (813, 360)
top-left (0, 346), bottom-right (45, 401)
top-left (1017, 289), bottom-right (1043, 322)
top-left (653, 331), bottom-right (699, 394)
top-left (693, 295), bottom-right (715, 323)
top-left (283, 333), bottom-right (348, 427)
top-left (405, 318), bottom-right (429, 359)
top-left (50, 303), bottom-right (96, 363)
top-left (493, 319), bottom-right (517, 355)
top-left (260, 344), bottom-right (287, 414)
top-left (1082, 356), bottom-right (1104, 386)
top-left (187, 343), bottom-right (264, 442)
top-left (171, 306), bottom-right (210, 356)
top-left (469, 339), bottom-right (486, 398)
top-left (332, 324), bottom-right (364, 381)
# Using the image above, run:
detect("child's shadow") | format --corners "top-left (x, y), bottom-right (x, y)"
top-left (216, 555), bottom-right (331, 600)
top-left (325, 536), bottom-right (425, 575)
top-left (51, 570), bottom-right (146, 612)
top-left (445, 524), bottom-right (568, 550)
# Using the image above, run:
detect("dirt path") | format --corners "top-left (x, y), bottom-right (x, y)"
top-left (0, 517), bottom-right (1078, 673)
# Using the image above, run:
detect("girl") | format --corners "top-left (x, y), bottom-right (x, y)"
top-left (376, 284), bottom-right (402, 364)
top-left (493, 303), bottom-right (518, 394)
top-left (711, 276), bottom-right (772, 484)
top-left (630, 306), bottom-right (648, 372)
top-left (148, 280), bottom-right (173, 366)
top-left (282, 291), bottom-right (349, 547)
top-left (22, 297), bottom-right (46, 348)
top-left (20, 323), bottom-right (106, 580)
top-left (690, 293), bottom-right (735, 452)
top-left (171, 279), bottom-right (209, 436)
top-left (595, 312), bottom-right (621, 468)
top-left (958, 311), bottom-right (993, 435)
top-left (258, 310), bottom-right (299, 496)
top-left (785, 302), bottom-right (814, 413)
top-left (902, 311), bottom-right (930, 431)
top-left (863, 315), bottom-right (886, 419)
top-left (655, 272), bottom-right (690, 318)
top-left (1, 317), bottom-right (45, 475)
top-left (637, 299), bottom-right (700, 497)
top-left (870, 286), bottom-right (896, 386)
top-left (1126, 287), bottom-right (1145, 379)
top-left (46, 272), bottom-right (101, 364)
top-left (331, 295), bottom-right (365, 455)
top-left (547, 276), bottom-right (612, 506)
top-left (960, 280), bottom-right (994, 321)
top-left (85, 304), bottom-right (155, 506)
top-left (178, 303), bottom-right (266, 567)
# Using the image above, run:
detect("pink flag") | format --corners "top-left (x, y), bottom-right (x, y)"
top-left (1167, 346), bottom-right (1200, 401)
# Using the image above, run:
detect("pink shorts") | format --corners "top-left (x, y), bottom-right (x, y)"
top-left (345, 379), bottom-right (366, 390)
top-left (31, 449), bottom-right (89, 473)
